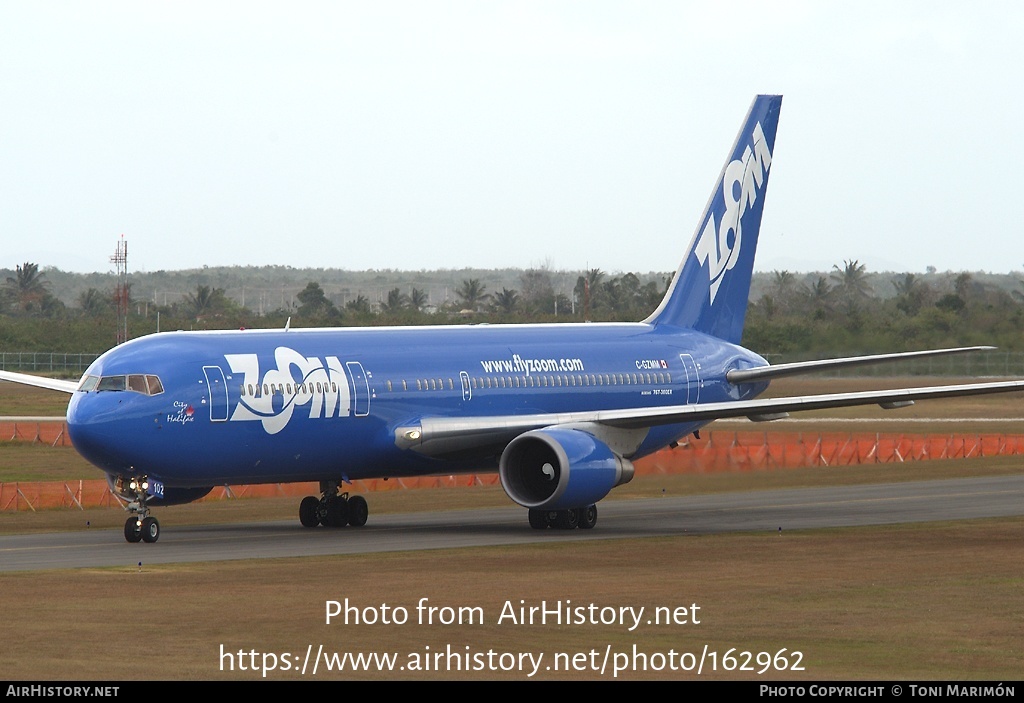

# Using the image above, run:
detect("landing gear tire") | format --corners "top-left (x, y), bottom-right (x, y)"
top-left (141, 516), bottom-right (161, 543)
top-left (117, 474), bottom-right (159, 543)
top-left (324, 497), bottom-right (350, 527)
top-left (555, 508), bottom-right (580, 530)
top-left (300, 482), bottom-right (370, 530)
top-left (299, 496), bottom-right (320, 527)
top-left (348, 495), bottom-right (369, 527)
top-left (124, 518), bottom-right (142, 543)
top-left (578, 504), bottom-right (598, 529)
top-left (528, 509), bottom-right (550, 529)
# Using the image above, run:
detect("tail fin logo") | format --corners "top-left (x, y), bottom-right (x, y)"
top-left (693, 121), bottom-right (773, 304)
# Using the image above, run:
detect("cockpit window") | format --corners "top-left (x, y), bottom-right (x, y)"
top-left (97, 375), bottom-right (126, 392)
top-left (78, 374), bottom-right (164, 396)
top-left (146, 375), bottom-right (164, 395)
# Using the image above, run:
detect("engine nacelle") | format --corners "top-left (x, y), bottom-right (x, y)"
top-left (107, 474), bottom-right (214, 506)
top-left (498, 428), bottom-right (634, 510)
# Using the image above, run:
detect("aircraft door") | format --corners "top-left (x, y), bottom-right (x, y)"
top-left (678, 354), bottom-right (701, 405)
top-left (460, 371), bottom-right (472, 402)
top-left (202, 366), bottom-right (229, 422)
top-left (346, 361), bottom-right (370, 417)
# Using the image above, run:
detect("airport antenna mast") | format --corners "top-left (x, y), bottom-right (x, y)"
top-left (111, 236), bottom-right (128, 345)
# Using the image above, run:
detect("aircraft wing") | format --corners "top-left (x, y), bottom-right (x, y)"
top-left (396, 379), bottom-right (1024, 457)
top-left (0, 370), bottom-right (78, 394)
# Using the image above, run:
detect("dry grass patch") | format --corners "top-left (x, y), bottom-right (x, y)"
top-left (0, 381), bottom-right (70, 416)
top-left (2, 518), bottom-right (1021, 680)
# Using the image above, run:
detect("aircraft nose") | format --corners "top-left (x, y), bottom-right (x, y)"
top-left (66, 392), bottom-right (132, 473)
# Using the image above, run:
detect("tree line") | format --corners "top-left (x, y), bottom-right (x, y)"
top-left (743, 260), bottom-right (1024, 355)
top-left (3, 260), bottom-right (1023, 355)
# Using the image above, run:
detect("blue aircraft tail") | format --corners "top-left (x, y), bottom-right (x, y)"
top-left (644, 94), bottom-right (782, 344)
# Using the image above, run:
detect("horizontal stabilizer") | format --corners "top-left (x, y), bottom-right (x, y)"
top-left (726, 346), bottom-right (996, 385)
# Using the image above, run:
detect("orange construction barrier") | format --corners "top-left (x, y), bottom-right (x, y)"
top-left (0, 420), bottom-right (71, 446)
top-left (3, 429), bottom-right (1023, 510)
top-left (632, 430), bottom-right (1024, 474)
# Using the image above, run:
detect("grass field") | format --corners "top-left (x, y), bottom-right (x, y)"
top-left (1, 376), bottom-right (1023, 681)
top-left (0, 380), bottom-right (71, 416)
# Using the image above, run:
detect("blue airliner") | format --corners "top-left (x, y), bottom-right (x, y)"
top-left (4, 94), bottom-right (1023, 543)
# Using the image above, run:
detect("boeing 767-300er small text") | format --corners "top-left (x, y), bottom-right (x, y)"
top-left (4, 94), bottom-right (1024, 542)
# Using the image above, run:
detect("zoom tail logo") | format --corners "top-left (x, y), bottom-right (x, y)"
top-left (694, 120), bottom-right (773, 304)
top-left (643, 94), bottom-right (781, 345)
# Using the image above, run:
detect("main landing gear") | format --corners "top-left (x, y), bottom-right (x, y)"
top-left (528, 504), bottom-right (598, 530)
top-left (117, 476), bottom-right (160, 544)
top-left (299, 481), bottom-right (369, 529)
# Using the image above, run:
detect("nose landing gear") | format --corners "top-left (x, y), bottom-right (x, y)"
top-left (116, 476), bottom-right (160, 543)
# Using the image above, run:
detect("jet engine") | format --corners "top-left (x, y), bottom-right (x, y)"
top-left (498, 427), bottom-right (634, 511)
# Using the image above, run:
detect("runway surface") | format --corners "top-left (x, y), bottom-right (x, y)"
top-left (1, 474), bottom-right (1022, 572)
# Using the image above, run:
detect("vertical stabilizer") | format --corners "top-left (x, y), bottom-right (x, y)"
top-left (645, 95), bottom-right (782, 343)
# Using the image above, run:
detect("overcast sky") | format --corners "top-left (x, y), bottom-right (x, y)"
top-left (2, 1), bottom-right (1022, 276)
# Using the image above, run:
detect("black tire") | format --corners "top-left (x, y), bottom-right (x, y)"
top-left (555, 508), bottom-right (579, 530)
top-left (141, 516), bottom-right (160, 543)
top-left (579, 504), bottom-right (598, 529)
top-left (528, 509), bottom-right (549, 529)
top-left (347, 495), bottom-right (368, 527)
top-left (124, 518), bottom-right (142, 543)
top-left (299, 496), bottom-right (320, 527)
top-left (325, 497), bottom-right (349, 527)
